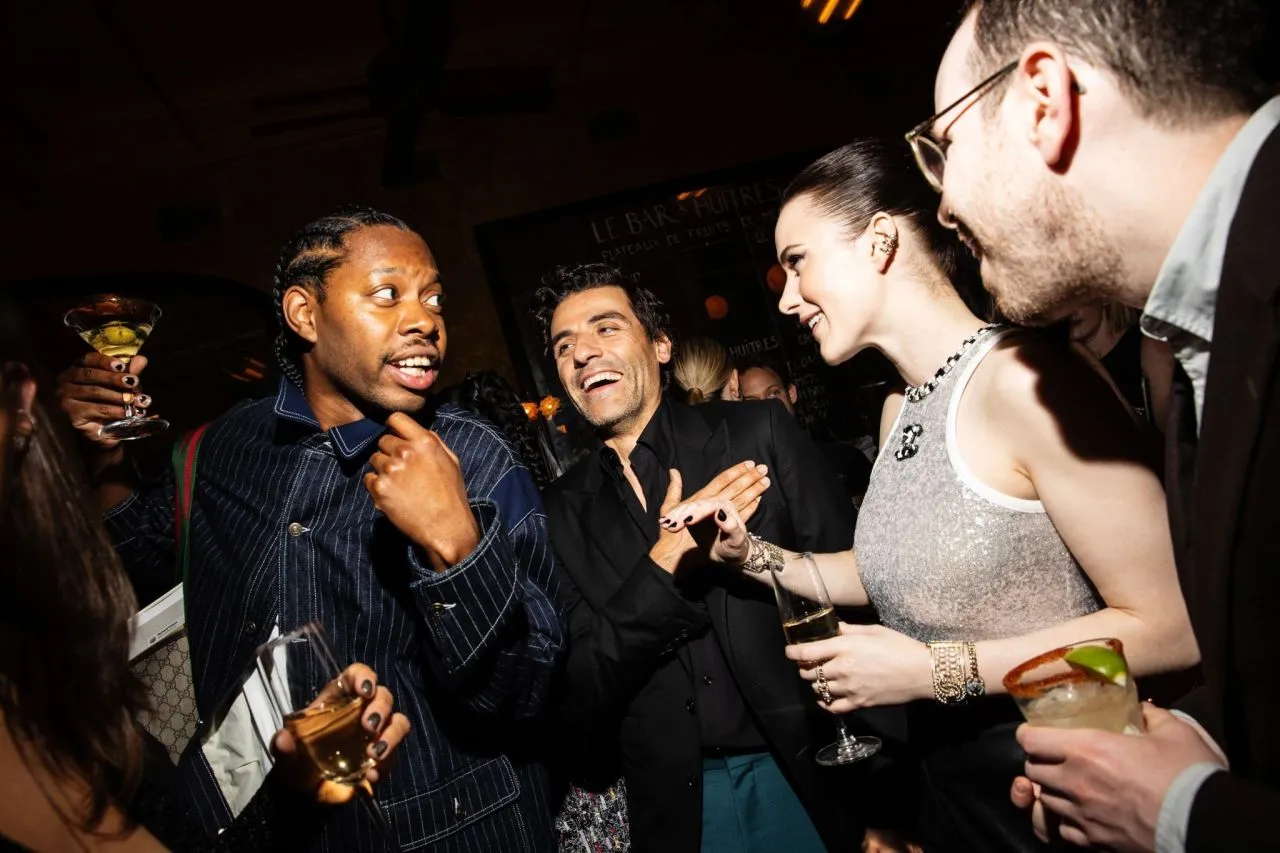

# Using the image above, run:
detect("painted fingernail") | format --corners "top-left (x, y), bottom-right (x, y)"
top-left (684, 515), bottom-right (693, 523)
top-left (136, 394), bottom-right (152, 408)
top-left (365, 712), bottom-right (382, 731)
top-left (110, 360), bottom-right (126, 372)
top-left (360, 679), bottom-right (374, 696)
top-left (122, 392), bottom-right (134, 404)
top-left (122, 375), bottom-right (138, 387)
top-left (374, 740), bottom-right (389, 758)
top-left (717, 509), bottom-right (727, 522)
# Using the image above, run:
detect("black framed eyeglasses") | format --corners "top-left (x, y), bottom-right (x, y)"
top-left (905, 61), bottom-right (1018, 193)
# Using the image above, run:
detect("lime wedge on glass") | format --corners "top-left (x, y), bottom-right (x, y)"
top-left (1064, 645), bottom-right (1129, 687)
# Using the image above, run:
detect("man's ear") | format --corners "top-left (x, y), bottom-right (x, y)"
top-left (1016, 41), bottom-right (1081, 170)
top-left (654, 333), bottom-right (673, 365)
top-left (787, 384), bottom-right (798, 406)
top-left (724, 369), bottom-right (741, 401)
top-left (282, 286), bottom-right (319, 345)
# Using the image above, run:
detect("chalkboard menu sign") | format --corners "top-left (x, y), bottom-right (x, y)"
top-left (476, 152), bottom-right (894, 468)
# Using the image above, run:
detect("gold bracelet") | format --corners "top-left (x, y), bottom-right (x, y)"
top-left (927, 641), bottom-right (985, 706)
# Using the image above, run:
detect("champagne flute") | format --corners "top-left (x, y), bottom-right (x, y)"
top-left (774, 552), bottom-right (882, 765)
top-left (256, 623), bottom-right (395, 842)
top-left (63, 295), bottom-right (169, 440)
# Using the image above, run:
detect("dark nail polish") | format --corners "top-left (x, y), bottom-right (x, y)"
top-left (122, 375), bottom-right (138, 387)
top-left (684, 515), bottom-right (693, 523)
top-left (360, 679), bottom-right (374, 696)
top-left (374, 740), bottom-right (389, 758)
top-left (111, 361), bottom-right (126, 372)
top-left (717, 509), bottom-right (727, 522)
top-left (365, 712), bottom-right (382, 731)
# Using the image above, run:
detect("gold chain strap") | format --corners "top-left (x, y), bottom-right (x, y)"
top-left (928, 640), bottom-right (985, 705)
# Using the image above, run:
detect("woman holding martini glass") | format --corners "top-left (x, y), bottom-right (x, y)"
top-left (659, 140), bottom-right (1198, 852)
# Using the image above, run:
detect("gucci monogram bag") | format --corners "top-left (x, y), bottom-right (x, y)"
top-left (129, 425), bottom-right (209, 764)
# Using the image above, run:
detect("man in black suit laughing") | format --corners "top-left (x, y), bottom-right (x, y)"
top-left (534, 263), bottom-right (877, 853)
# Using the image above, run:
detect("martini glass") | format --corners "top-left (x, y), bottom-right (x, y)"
top-left (64, 295), bottom-right (169, 440)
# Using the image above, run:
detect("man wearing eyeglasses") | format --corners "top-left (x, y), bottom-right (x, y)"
top-left (911, 1), bottom-right (1280, 852)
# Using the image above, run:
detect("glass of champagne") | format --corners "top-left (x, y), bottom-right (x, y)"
top-left (255, 623), bottom-right (378, 784)
top-left (256, 623), bottom-right (396, 844)
top-left (1004, 638), bottom-right (1144, 734)
top-left (774, 552), bottom-right (882, 765)
top-left (63, 295), bottom-right (169, 440)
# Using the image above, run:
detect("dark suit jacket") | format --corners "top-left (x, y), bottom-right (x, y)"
top-left (1166, 123), bottom-right (1280, 851)
top-left (545, 398), bottom-right (872, 853)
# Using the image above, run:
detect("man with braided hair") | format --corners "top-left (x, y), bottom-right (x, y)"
top-left (57, 206), bottom-right (565, 851)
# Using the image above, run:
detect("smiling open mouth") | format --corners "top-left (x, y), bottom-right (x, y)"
top-left (387, 355), bottom-right (439, 391)
top-left (581, 371), bottom-right (622, 394)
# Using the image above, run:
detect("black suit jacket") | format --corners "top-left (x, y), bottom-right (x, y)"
top-left (1166, 123), bottom-right (1280, 851)
top-left (545, 398), bottom-right (871, 853)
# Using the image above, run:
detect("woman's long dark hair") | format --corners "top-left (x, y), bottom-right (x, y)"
top-left (0, 301), bottom-right (147, 832)
top-left (447, 370), bottom-right (555, 489)
top-left (783, 138), bottom-right (995, 321)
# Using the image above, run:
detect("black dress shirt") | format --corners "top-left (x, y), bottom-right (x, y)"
top-left (598, 400), bottom-right (765, 752)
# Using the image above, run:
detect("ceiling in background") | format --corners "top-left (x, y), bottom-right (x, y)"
top-left (0, 0), bottom-right (960, 190)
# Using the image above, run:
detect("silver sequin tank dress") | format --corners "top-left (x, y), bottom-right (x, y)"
top-left (857, 328), bottom-right (1101, 643)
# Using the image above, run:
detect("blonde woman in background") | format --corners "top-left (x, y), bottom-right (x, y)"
top-left (672, 335), bottom-right (741, 404)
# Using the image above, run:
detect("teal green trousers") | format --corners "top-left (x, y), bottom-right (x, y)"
top-left (699, 752), bottom-right (827, 853)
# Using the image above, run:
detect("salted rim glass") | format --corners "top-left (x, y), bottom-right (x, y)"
top-left (1003, 637), bottom-right (1144, 735)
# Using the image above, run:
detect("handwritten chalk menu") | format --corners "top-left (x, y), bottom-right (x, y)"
top-left (476, 152), bottom-right (895, 466)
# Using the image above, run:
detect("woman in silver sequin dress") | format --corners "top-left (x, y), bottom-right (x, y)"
top-left (660, 140), bottom-right (1199, 852)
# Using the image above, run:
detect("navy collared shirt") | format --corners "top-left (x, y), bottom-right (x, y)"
top-left (273, 374), bottom-right (387, 460)
top-left (107, 378), bottom-right (565, 851)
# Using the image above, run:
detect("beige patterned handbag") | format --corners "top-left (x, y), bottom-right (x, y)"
top-left (129, 425), bottom-right (208, 764)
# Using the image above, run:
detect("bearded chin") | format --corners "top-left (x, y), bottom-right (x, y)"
top-left (987, 189), bottom-right (1124, 327)
top-left (1001, 260), bottom-right (1123, 327)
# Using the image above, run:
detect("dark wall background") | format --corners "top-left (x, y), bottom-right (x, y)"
top-left (0, 0), bottom-right (959, 432)
top-left (476, 150), bottom-right (898, 460)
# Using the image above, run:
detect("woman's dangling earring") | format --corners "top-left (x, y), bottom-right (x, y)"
top-left (13, 408), bottom-right (35, 453)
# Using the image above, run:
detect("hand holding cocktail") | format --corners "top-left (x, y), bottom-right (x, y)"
top-left (62, 296), bottom-right (168, 441)
top-left (271, 660), bottom-right (410, 805)
top-left (257, 624), bottom-right (408, 840)
top-left (57, 352), bottom-right (152, 450)
top-left (1005, 640), bottom-right (1225, 849)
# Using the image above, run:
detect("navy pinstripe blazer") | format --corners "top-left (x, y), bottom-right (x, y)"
top-left (107, 379), bottom-right (564, 851)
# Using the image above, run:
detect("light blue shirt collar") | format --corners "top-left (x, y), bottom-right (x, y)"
top-left (1143, 96), bottom-right (1280, 345)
